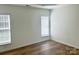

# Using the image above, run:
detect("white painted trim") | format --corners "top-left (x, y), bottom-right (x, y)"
top-left (51, 38), bottom-right (79, 49)
top-left (0, 40), bottom-right (11, 45)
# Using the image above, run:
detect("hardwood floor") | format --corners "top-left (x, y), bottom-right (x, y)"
top-left (0, 40), bottom-right (79, 55)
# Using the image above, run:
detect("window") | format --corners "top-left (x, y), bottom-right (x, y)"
top-left (0, 14), bottom-right (11, 45)
top-left (41, 16), bottom-right (49, 37)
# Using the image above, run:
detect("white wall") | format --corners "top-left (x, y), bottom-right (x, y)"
top-left (0, 5), bottom-right (49, 52)
top-left (51, 5), bottom-right (79, 48)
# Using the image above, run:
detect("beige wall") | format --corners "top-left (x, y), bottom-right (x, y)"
top-left (0, 5), bottom-right (49, 52)
top-left (51, 4), bottom-right (79, 48)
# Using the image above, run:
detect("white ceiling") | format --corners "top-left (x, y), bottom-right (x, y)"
top-left (11, 4), bottom-right (65, 9)
top-left (29, 4), bottom-right (59, 9)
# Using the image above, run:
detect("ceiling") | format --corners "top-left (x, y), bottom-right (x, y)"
top-left (37, 4), bottom-right (57, 6)
top-left (11, 4), bottom-right (64, 9)
top-left (28, 4), bottom-right (60, 9)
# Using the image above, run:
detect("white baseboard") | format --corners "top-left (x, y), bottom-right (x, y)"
top-left (51, 38), bottom-right (79, 49)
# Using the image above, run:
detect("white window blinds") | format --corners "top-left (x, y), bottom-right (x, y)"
top-left (0, 15), bottom-right (11, 45)
top-left (41, 16), bottom-right (49, 37)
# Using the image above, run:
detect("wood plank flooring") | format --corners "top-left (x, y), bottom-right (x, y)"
top-left (0, 40), bottom-right (79, 55)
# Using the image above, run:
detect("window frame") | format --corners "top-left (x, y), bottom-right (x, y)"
top-left (0, 13), bottom-right (11, 45)
top-left (40, 16), bottom-right (50, 37)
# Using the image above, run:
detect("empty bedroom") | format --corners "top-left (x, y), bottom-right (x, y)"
top-left (0, 4), bottom-right (79, 55)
